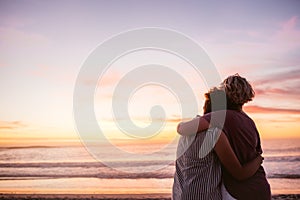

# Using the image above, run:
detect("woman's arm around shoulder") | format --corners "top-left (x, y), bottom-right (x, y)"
top-left (177, 116), bottom-right (210, 136)
top-left (214, 131), bottom-right (263, 181)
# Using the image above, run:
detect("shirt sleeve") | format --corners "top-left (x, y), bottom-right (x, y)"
top-left (177, 116), bottom-right (200, 136)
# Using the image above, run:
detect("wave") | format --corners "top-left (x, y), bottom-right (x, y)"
top-left (0, 161), bottom-right (298, 180)
top-left (264, 146), bottom-right (300, 153)
top-left (1, 173), bottom-right (299, 180)
top-left (0, 161), bottom-right (175, 168)
top-left (0, 172), bottom-right (174, 179)
top-left (264, 155), bottom-right (300, 162)
top-left (0, 162), bottom-right (298, 180)
top-left (267, 173), bottom-right (300, 179)
top-left (0, 146), bottom-right (61, 150)
top-left (0, 162), bottom-right (106, 168)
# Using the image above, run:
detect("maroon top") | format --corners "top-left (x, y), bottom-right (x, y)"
top-left (203, 110), bottom-right (271, 200)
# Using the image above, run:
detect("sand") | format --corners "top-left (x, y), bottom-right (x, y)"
top-left (0, 194), bottom-right (299, 200)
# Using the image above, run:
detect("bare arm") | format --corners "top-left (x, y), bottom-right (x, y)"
top-left (214, 131), bottom-right (263, 181)
top-left (177, 116), bottom-right (210, 136)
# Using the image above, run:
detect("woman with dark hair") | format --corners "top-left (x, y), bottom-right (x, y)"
top-left (172, 88), bottom-right (263, 200)
top-left (177, 74), bottom-right (271, 200)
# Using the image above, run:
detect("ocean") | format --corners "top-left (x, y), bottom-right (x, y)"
top-left (0, 138), bottom-right (299, 195)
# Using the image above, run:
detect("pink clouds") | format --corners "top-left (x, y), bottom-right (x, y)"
top-left (0, 16), bottom-right (50, 49)
top-left (82, 70), bottom-right (121, 87)
top-left (244, 105), bottom-right (300, 115)
top-left (210, 15), bottom-right (300, 74)
top-left (272, 16), bottom-right (300, 49)
top-left (0, 26), bottom-right (49, 47)
top-left (30, 65), bottom-right (51, 77)
top-left (278, 16), bottom-right (299, 37)
top-left (28, 65), bottom-right (76, 85)
top-left (0, 121), bottom-right (25, 130)
top-left (0, 63), bottom-right (6, 68)
top-left (98, 70), bottom-right (122, 87)
top-left (253, 68), bottom-right (300, 85)
top-left (0, 15), bottom-right (34, 28)
top-left (281, 16), bottom-right (298, 30)
top-left (252, 67), bottom-right (300, 98)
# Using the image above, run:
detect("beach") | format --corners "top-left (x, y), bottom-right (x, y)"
top-left (0, 194), bottom-right (299, 200)
top-left (0, 138), bottom-right (299, 199)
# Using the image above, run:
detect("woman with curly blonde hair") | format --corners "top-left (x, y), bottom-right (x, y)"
top-left (221, 73), bottom-right (255, 108)
top-left (177, 74), bottom-right (271, 200)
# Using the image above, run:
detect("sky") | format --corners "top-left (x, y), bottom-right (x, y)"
top-left (0, 0), bottom-right (299, 147)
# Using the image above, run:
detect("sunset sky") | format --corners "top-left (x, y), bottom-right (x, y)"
top-left (0, 0), bottom-right (299, 147)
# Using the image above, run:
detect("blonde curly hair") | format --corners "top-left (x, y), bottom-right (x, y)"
top-left (220, 74), bottom-right (255, 106)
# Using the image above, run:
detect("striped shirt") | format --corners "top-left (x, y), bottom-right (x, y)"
top-left (172, 128), bottom-right (222, 200)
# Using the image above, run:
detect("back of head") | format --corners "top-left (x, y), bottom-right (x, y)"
top-left (220, 74), bottom-right (255, 107)
top-left (203, 84), bottom-right (248, 115)
top-left (203, 87), bottom-right (227, 114)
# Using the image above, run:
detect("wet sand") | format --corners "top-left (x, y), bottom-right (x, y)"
top-left (0, 194), bottom-right (299, 199)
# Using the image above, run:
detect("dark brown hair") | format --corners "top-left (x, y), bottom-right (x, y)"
top-left (203, 87), bottom-right (241, 114)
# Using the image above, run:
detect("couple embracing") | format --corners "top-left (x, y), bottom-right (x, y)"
top-left (172, 74), bottom-right (271, 200)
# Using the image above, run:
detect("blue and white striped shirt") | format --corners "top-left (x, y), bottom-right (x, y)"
top-left (172, 128), bottom-right (222, 200)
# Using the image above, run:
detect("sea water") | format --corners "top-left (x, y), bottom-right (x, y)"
top-left (0, 138), bottom-right (299, 194)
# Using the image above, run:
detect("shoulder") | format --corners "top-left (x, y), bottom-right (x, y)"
top-left (240, 111), bottom-right (257, 125)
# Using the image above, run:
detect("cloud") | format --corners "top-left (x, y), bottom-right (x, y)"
top-left (253, 67), bottom-right (300, 85)
top-left (252, 67), bottom-right (300, 100)
top-left (82, 70), bottom-right (121, 87)
top-left (263, 16), bottom-right (300, 67)
top-left (0, 121), bottom-right (26, 130)
top-left (268, 117), bottom-right (300, 123)
top-left (0, 63), bottom-right (6, 68)
top-left (0, 15), bottom-right (50, 49)
top-left (244, 105), bottom-right (300, 115)
top-left (209, 16), bottom-right (300, 73)
top-left (274, 16), bottom-right (300, 46)
top-left (26, 65), bottom-right (76, 86)
top-left (100, 117), bottom-right (181, 123)
top-left (282, 16), bottom-right (297, 30)
top-left (0, 26), bottom-right (49, 47)
top-left (0, 15), bottom-right (34, 28)
top-left (255, 87), bottom-right (300, 99)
